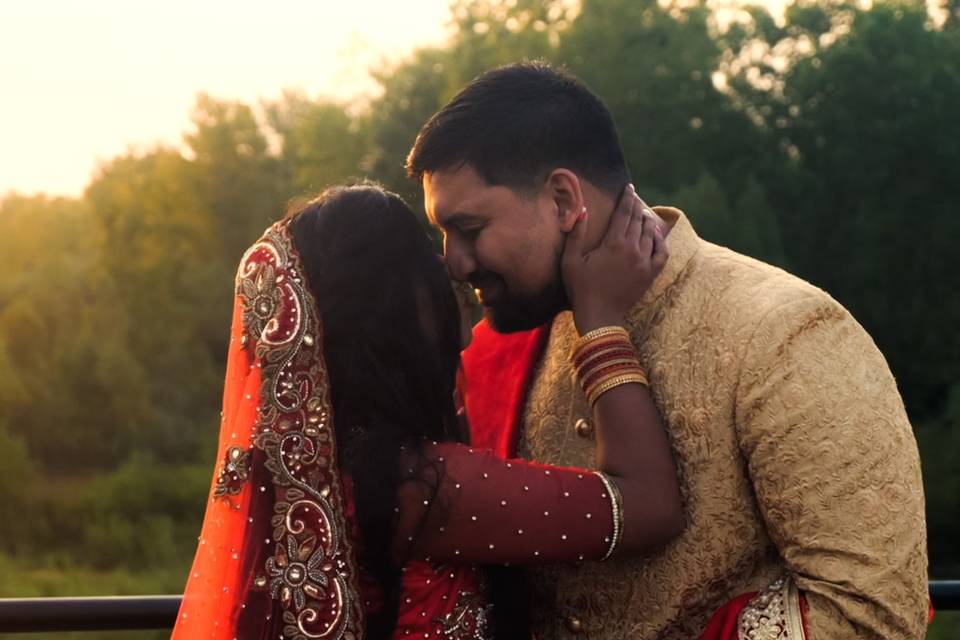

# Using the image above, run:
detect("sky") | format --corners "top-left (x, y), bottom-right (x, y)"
top-left (0, 0), bottom-right (454, 197)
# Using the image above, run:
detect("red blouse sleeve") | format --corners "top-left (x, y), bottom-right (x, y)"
top-left (395, 442), bottom-right (616, 565)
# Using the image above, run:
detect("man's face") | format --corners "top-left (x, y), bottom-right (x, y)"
top-left (424, 164), bottom-right (568, 333)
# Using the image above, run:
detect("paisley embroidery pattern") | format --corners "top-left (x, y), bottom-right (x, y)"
top-left (435, 590), bottom-right (493, 639)
top-left (737, 576), bottom-right (806, 640)
top-left (214, 445), bottom-right (252, 498)
top-left (236, 222), bottom-right (364, 640)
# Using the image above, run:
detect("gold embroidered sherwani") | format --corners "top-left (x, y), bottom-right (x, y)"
top-left (518, 208), bottom-right (928, 639)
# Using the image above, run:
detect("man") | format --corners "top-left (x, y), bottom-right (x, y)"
top-left (407, 62), bottom-right (928, 638)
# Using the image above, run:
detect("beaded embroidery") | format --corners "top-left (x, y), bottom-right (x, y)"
top-left (214, 445), bottom-right (252, 498)
top-left (236, 222), bottom-right (364, 640)
top-left (737, 575), bottom-right (806, 640)
top-left (435, 590), bottom-right (493, 639)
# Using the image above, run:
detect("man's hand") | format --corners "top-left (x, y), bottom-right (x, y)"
top-left (562, 184), bottom-right (668, 335)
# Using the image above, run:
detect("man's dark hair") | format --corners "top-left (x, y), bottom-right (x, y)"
top-left (407, 61), bottom-right (630, 196)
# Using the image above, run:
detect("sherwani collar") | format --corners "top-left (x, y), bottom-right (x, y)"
top-left (632, 206), bottom-right (700, 314)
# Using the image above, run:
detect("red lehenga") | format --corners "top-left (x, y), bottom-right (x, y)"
top-left (173, 221), bottom-right (621, 640)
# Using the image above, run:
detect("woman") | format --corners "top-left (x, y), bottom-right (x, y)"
top-left (173, 183), bottom-right (680, 639)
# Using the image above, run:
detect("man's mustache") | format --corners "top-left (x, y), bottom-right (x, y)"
top-left (467, 270), bottom-right (503, 290)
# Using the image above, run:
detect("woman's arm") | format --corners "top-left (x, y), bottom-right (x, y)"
top-left (560, 182), bottom-right (683, 556)
top-left (396, 443), bottom-right (619, 564)
top-left (395, 185), bottom-right (682, 564)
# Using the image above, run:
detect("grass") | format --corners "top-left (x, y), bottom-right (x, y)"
top-left (1, 553), bottom-right (956, 638)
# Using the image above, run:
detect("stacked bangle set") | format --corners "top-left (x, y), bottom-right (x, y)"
top-left (571, 326), bottom-right (649, 406)
top-left (574, 326), bottom-right (647, 561)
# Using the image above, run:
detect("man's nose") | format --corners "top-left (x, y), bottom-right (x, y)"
top-left (443, 236), bottom-right (476, 282)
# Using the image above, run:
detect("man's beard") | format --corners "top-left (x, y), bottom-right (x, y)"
top-left (480, 257), bottom-right (569, 334)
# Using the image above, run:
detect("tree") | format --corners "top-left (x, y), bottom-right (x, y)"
top-left (761, 3), bottom-right (960, 418)
top-left (266, 92), bottom-right (369, 197)
top-left (0, 195), bottom-right (153, 469)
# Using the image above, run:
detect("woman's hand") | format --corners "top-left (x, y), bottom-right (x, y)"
top-left (562, 184), bottom-right (669, 335)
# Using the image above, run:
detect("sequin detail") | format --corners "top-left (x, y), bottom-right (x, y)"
top-left (235, 222), bottom-right (364, 639)
top-left (214, 445), bottom-right (251, 498)
top-left (434, 590), bottom-right (493, 639)
top-left (737, 576), bottom-right (806, 640)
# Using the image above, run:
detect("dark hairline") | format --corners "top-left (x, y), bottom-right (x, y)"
top-left (407, 62), bottom-right (631, 199)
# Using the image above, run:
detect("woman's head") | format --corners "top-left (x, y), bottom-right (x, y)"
top-left (284, 183), bottom-right (464, 636)
top-left (285, 183), bottom-right (464, 443)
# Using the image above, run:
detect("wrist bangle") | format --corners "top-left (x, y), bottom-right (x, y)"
top-left (595, 472), bottom-right (624, 561)
top-left (580, 359), bottom-right (647, 391)
top-left (570, 325), bottom-right (649, 405)
top-left (587, 372), bottom-right (650, 407)
top-left (573, 325), bottom-right (630, 352)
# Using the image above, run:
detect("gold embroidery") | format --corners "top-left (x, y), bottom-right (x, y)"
top-left (236, 223), bottom-right (364, 640)
top-left (737, 576), bottom-right (806, 640)
top-left (213, 445), bottom-right (251, 498)
top-left (519, 209), bottom-right (928, 639)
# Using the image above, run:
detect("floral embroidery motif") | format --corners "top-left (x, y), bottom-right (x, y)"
top-left (214, 445), bottom-right (252, 498)
top-left (236, 223), bottom-right (363, 640)
top-left (738, 576), bottom-right (806, 640)
top-left (435, 590), bottom-right (493, 639)
top-left (266, 534), bottom-right (330, 611)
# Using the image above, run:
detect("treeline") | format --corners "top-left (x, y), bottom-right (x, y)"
top-left (0, 0), bottom-right (958, 629)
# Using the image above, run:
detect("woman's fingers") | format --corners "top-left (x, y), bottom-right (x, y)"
top-left (637, 203), bottom-right (656, 259)
top-left (607, 184), bottom-right (637, 240)
top-left (644, 203), bottom-right (669, 271)
top-left (625, 197), bottom-right (645, 247)
top-left (562, 205), bottom-right (590, 265)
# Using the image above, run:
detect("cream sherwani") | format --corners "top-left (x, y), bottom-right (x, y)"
top-left (518, 208), bottom-right (928, 638)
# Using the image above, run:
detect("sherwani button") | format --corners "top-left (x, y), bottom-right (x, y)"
top-left (574, 418), bottom-right (594, 439)
top-left (565, 616), bottom-right (584, 633)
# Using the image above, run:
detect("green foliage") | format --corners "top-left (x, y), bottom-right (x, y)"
top-left (561, 0), bottom-right (755, 195)
top-left (918, 383), bottom-right (960, 577)
top-left (769, 3), bottom-right (960, 418)
top-left (266, 92), bottom-right (370, 196)
top-left (0, 456), bottom-right (210, 568)
top-left (0, 0), bottom-right (957, 630)
top-left (0, 196), bottom-right (153, 469)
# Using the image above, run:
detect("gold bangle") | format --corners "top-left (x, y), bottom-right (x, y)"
top-left (581, 362), bottom-right (647, 395)
top-left (590, 371), bottom-right (649, 397)
top-left (588, 371), bottom-right (649, 406)
top-left (575, 344), bottom-right (639, 373)
top-left (587, 368), bottom-right (649, 395)
top-left (577, 357), bottom-right (644, 380)
top-left (595, 472), bottom-right (624, 561)
top-left (571, 326), bottom-right (631, 357)
top-left (579, 325), bottom-right (629, 342)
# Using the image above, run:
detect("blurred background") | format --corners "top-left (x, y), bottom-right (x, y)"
top-left (1, 0), bottom-right (957, 637)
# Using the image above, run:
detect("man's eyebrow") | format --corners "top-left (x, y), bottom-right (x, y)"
top-left (440, 212), bottom-right (485, 229)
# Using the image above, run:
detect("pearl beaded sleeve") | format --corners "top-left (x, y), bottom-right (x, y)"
top-left (395, 442), bottom-right (617, 565)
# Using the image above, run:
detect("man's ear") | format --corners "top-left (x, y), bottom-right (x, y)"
top-left (545, 169), bottom-right (585, 233)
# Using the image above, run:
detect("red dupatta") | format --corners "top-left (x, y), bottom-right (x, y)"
top-left (173, 221), bottom-right (364, 640)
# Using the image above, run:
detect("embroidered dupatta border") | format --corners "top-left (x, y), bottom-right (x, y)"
top-left (235, 221), bottom-right (364, 640)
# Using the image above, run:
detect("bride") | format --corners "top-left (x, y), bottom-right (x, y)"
top-left (173, 182), bottom-right (679, 639)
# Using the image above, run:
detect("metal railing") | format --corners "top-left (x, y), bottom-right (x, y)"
top-left (0, 582), bottom-right (957, 633)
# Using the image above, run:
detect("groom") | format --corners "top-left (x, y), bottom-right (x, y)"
top-left (407, 62), bottom-right (928, 638)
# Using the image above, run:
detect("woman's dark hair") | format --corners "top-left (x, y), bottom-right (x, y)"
top-left (407, 60), bottom-right (630, 197)
top-left (285, 184), bottom-right (465, 638)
